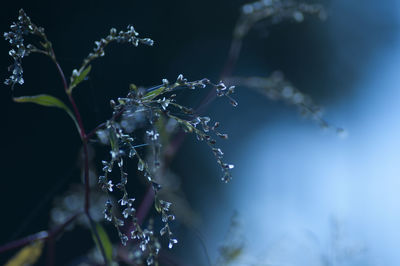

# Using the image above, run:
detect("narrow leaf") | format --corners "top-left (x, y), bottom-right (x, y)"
top-left (69, 65), bottom-right (92, 92)
top-left (5, 240), bottom-right (44, 266)
top-left (142, 85), bottom-right (166, 101)
top-left (14, 94), bottom-right (68, 109)
top-left (129, 83), bottom-right (138, 93)
top-left (91, 223), bottom-right (113, 263)
top-left (154, 195), bottom-right (162, 213)
top-left (13, 94), bottom-right (80, 135)
top-left (108, 127), bottom-right (119, 154)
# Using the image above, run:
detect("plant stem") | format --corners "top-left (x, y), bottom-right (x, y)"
top-left (83, 139), bottom-right (90, 213)
top-left (87, 213), bottom-right (108, 265)
top-left (128, 35), bottom-right (244, 229)
top-left (51, 54), bottom-right (90, 212)
top-left (51, 53), bottom-right (108, 264)
top-left (137, 186), bottom-right (155, 226)
top-left (46, 236), bottom-right (55, 266)
top-left (0, 212), bottom-right (81, 253)
top-left (86, 107), bottom-right (125, 140)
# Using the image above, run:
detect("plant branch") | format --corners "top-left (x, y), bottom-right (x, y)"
top-left (86, 107), bottom-right (126, 140)
top-left (131, 35), bottom-right (244, 230)
top-left (137, 186), bottom-right (155, 226)
top-left (51, 51), bottom-right (107, 264)
top-left (46, 236), bottom-right (55, 266)
top-left (0, 212), bottom-right (81, 254)
top-left (87, 213), bottom-right (108, 265)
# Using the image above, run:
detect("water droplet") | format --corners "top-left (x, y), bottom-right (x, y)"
top-left (160, 226), bottom-right (168, 236)
top-left (137, 160), bottom-right (145, 171)
top-left (168, 238), bottom-right (178, 249)
top-left (129, 148), bottom-right (136, 158)
top-left (146, 255), bottom-right (154, 265)
top-left (116, 218), bottom-right (124, 227)
top-left (120, 233), bottom-right (129, 246)
top-left (176, 74), bottom-right (185, 84)
top-left (230, 99), bottom-right (238, 107)
top-left (223, 163), bottom-right (234, 170)
top-left (212, 148), bottom-right (224, 157)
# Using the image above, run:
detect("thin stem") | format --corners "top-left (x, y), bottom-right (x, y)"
top-left (86, 121), bottom-right (107, 140)
top-left (137, 186), bottom-right (155, 226)
top-left (191, 228), bottom-right (212, 266)
top-left (53, 58), bottom-right (69, 93)
top-left (221, 38), bottom-right (243, 80)
top-left (51, 52), bottom-right (108, 264)
top-left (0, 231), bottom-right (49, 254)
top-left (87, 213), bottom-right (108, 266)
top-left (197, 38), bottom-right (243, 115)
top-left (132, 35), bottom-right (244, 230)
top-left (53, 59), bottom-right (86, 137)
top-left (46, 236), bottom-right (55, 266)
top-left (0, 212), bottom-right (81, 253)
top-left (83, 139), bottom-right (90, 213)
top-left (86, 107), bottom-right (125, 140)
top-left (51, 53), bottom-right (91, 211)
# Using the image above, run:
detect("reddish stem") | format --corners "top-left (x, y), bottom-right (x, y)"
top-left (53, 58), bottom-right (90, 213)
top-left (130, 36), bottom-right (244, 228)
top-left (52, 56), bottom-right (107, 264)
top-left (46, 236), bottom-right (55, 266)
top-left (137, 186), bottom-right (155, 226)
top-left (0, 212), bottom-right (81, 253)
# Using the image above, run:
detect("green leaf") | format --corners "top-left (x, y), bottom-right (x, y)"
top-left (108, 127), bottom-right (119, 154)
top-left (142, 85), bottom-right (166, 101)
top-left (91, 223), bottom-right (113, 263)
top-left (129, 83), bottom-right (138, 93)
top-left (14, 94), bottom-right (68, 109)
top-left (69, 65), bottom-right (92, 92)
top-left (13, 94), bottom-right (80, 135)
top-left (154, 195), bottom-right (162, 213)
top-left (5, 240), bottom-right (44, 266)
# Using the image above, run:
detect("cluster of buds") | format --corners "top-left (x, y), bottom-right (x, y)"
top-left (96, 74), bottom-right (236, 264)
top-left (4, 9), bottom-right (46, 88)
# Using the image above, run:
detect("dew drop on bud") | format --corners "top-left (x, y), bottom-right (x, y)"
top-left (137, 160), bottom-right (145, 171)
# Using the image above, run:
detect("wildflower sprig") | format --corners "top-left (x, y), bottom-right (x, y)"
top-left (235, 0), bottom-right (326, 39)
top-left (1, 1), bottom-right (336, 264)
top-left (3, 9), bottom-right (177, 265)
top-left (227, 72), bottom-right (343, 132)
top-left (69, 25), bottom-right (154, 93)
top-left (4, 9), bottom-right (52, 89)
top-left (95, 74), bottom-right (236, 263)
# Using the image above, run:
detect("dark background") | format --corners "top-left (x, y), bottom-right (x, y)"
top-left (0, 0), bottom-right (397, 265)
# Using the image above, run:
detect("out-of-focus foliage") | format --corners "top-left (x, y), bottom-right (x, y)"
top-left (5, 241), bottom-right (44, 266)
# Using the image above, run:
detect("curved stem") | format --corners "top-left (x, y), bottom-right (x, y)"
top-left (51, 53), bottom-right (107, 264)
top-left (221, 38), bottom-right (243, 80)
top-left (132, 35), bottom-right (245, 230)
top-left (86, 107), bottom-right (125, 140)
top-left (51, 56), bottom-right (91, 212)
top-left (137, 186), bottom-right (155, 226)
top-left (53, 59), bottom-right (85, 138)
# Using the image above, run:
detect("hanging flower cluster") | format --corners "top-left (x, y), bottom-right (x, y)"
top-left (96, 74), bottom-right (236, 264)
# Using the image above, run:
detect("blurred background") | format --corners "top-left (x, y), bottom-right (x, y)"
top-left (1, 0), bottom-right (400, 265)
